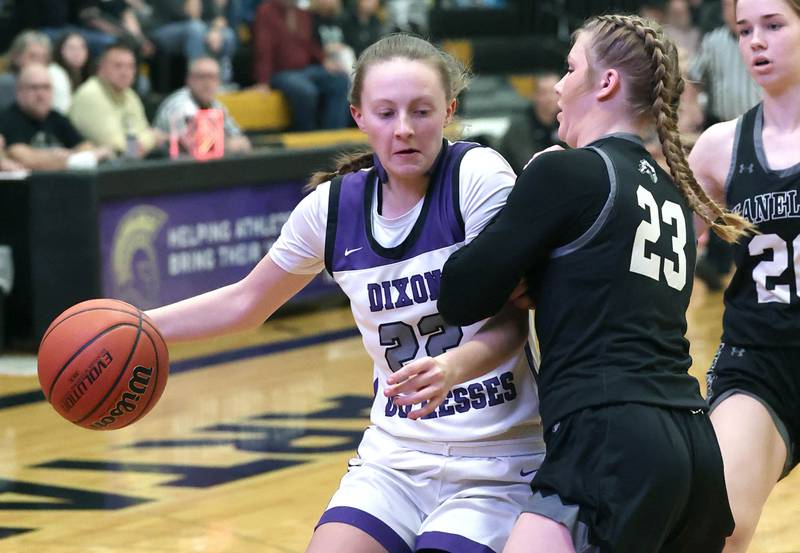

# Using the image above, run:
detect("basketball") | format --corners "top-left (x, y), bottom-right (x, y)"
top-left (37, 298), bottom-right (169, 430)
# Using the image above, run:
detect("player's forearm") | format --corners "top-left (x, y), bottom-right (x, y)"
top-left (146, 256), bottom-right (315, 343)
top-left (145, 281), bottom-right (261, 343)
top-left (439, 303), bottom-right (528, 385)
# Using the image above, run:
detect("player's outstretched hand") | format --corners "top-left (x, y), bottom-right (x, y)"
top-left (384, 356), bottom-right (455, 420)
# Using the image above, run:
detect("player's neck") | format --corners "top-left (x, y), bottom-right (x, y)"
top-left (762, 86), bottom-right (800, 133)
top-left (380, 178), bottom-right (427, 218)
top-left (575, 114), bottom-right (642, 148)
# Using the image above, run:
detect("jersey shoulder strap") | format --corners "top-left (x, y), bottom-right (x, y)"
top-left (323, 174), bottom-right (350, 275)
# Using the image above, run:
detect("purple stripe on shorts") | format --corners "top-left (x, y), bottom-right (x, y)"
top-left (415, 531), bottom-right (496, 553)
top-left (317, 506), bottom-right (412, 553)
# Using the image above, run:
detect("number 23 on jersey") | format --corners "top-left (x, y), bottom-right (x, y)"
top-left (629, 185), bottom-right (689, 291)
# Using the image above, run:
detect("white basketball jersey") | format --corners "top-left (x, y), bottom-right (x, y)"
top-left (323, 142), bottom-right (542, 446)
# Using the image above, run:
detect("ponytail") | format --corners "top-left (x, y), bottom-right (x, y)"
top-left (306, 150), bottom-right (375, 191)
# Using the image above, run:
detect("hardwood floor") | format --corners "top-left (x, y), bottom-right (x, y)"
top-left (0, 285), bottom-right (796, 552)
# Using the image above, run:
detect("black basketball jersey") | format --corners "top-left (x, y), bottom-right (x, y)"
top-left (723, 103), bottom-right (800, 346)
top-left (532, 136), bottom-right (706, 428)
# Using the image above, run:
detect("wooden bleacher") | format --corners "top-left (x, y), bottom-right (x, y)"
top-left (217, 89), bottom-right (293, 133)
top-left (217, 88), bottom-right (368, 150)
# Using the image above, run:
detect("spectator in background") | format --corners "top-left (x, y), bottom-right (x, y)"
top-left (147, 0), bottom-right (237, 84)
top-left (0, 64), bottom-right (112, 170)
top-left (675, 46), bottom-right (704, 145)
top-left (639, 0), bottom-right (700, 58)
top-left (688, 0), bottom-right (762, 290)
top-left (54, 32), bottom-right (93, 94)
top-left (385, 0), bottom-right (428, 34)
top-left (153, 56), bottom-right (251, 154)
top-left (692, 0), bottom-right (724, 35)
top-left (15, 0), bottom-right (78, 45)
top-left (342, 0), bottom-right (384, 57)
top-left (0, 2), bottom-right (17, 53)
top-left (638, 0), bottom-right (669, 21)
top-left (311, 0), bottom-right (356, 75)
top-left (77, 0), bottom-right (156, 58)
top-left (69, 41), bottom-right (165, 158)
top-left (638, 1), bottom-right (703, 147)
top-left (0, 135), bottom-right (27, 172)
top-left (526, 72), bottom-right (561, 154)
top-left (664, 0), bottom-right (701, 60)
top-left (252, 0), bottom-right (350, 131)
top-left (0, 30), bottom-right (72, 114)
top-left (688, 0), bottom-right (761, 126)
top-left (500, 71), bottom-right (563, 173)
top-left (223, 0), bottom-right (261, 29)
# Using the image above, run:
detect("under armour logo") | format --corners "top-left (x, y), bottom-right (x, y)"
top-left (739, 163), bottom-right (754, 174)
top-left (706, 369), bottom-right (716, 400)
top-left (638, 159), bottom-right (658, 183)
top-left (731, 347), bottom-right (746, 358)
top-left (344, 247), bottom-right (363, 257)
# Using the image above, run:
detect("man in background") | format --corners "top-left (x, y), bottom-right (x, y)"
top-left (251, 0), bottom-right (350, 131)
top-left (69, 41), bottom-right (165, 158)
top-left (501, 71), bottom-right (563, 173)
top-left (154, 56), bottom-right (251, 154)
top-left (0, 64), bottom-right (111, 170)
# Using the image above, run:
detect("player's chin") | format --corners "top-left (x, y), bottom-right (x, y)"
top-left (388, 161), bottom-right (426, 175)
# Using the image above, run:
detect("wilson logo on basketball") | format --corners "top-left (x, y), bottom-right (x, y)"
top-left (91, 366), bottom-right (154, 429)
top-left (61, 350), bottom-right (114, 412)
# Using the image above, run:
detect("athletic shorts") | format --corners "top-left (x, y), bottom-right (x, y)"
top-left (706, 342), bottom-right (800, 476)
top-left (523, 404), bottom-right (733, 553)
top-left (317, 426), bottom-right (545, 553)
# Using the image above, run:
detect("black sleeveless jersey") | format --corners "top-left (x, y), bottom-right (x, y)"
top-left (531, 136), bottom-right (705, 427)
top-left (439, 135), bottom-right (707, 431)
top-left (723, 103), bottom-right (800, 346)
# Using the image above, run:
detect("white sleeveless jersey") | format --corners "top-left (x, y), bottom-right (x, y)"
top-left (270, 141), bottom-right (542, 448)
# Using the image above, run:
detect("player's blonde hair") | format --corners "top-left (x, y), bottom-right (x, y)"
top-left (307, 34), bottom-right (471, 189)
top-left (581, 14), bottom-right (754, 242)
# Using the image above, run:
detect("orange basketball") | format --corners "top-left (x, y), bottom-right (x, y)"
top-left (37, 298), bottom-right (169, 430)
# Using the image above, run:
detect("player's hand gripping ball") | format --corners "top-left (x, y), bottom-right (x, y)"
top-left (37, 299), bottom-right (169, 430)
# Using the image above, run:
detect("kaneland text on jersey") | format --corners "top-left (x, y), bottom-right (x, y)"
top-left (732, 190), bottom-right (800, 224)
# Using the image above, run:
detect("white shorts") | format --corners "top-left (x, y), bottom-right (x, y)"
top-left (317, 426), bottom-right (545, 553)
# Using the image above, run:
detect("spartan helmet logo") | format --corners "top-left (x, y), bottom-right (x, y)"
top-left (111, 205), bottom-right (168, 308)
top-left (638, 159), bottom-right (658, 184)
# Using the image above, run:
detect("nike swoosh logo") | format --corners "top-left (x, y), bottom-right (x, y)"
top-left (344, 247), bottom-right (363, 256)
top-left (520, 468), bottom-right (536, 477)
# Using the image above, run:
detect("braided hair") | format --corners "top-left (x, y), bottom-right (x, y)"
top-left (581, 14), bottom-right (753, 242)
top-left (307, 34), bottom-right (471, 189)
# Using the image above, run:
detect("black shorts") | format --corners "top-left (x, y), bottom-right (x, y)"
top-left (706, 342), bottom-right (800, 476)
top-left (524, 404), bottom-right (734, 553)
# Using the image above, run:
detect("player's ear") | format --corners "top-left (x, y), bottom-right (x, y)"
top-left (351, 105), bottom-right (366, 132)
top-left (596, 68), bottom-right (621, 101)
top-left (444, 98), bottom-right (457, 127)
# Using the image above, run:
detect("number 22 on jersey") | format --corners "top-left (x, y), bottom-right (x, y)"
top-left (629, 185), bottom-right (688, 291)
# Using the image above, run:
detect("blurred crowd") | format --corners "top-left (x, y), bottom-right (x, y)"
top-left (514, 0), bottom-right (760, 163)
top-left (0, 0), bottom-right (762, 217)
top-left (0, 0), bottom-right (473, 170)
